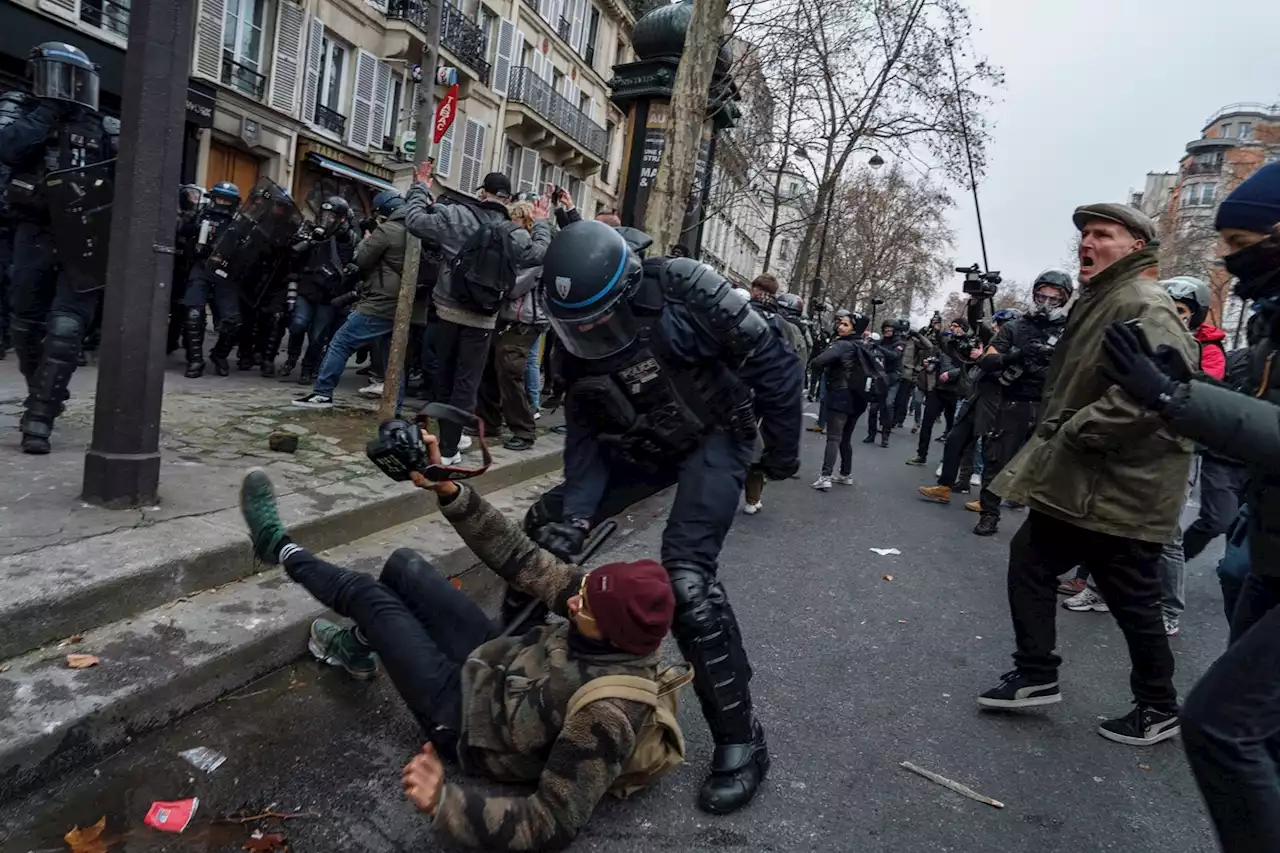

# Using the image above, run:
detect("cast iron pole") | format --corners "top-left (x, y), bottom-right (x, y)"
top-left (380, 3), bottom-right (444, 420)
top-left (82, 0), bottom-right (196, 507)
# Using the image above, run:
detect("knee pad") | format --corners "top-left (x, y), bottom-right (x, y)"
top-left (667, 562), bottom-right (723, 635)
top-left (185, 306), bottom-right (204, 326)
top-left (44, 314), bottom-right (83, 359)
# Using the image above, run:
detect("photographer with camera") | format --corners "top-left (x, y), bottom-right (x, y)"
top-left (294, 190), bottom-right (418, 411)
top-left (978, 202), bottom-right (1196, 748)
top-left (905, 316), bottom-right (969, 466)
top-left (237, 414), bottom-right (685, 851)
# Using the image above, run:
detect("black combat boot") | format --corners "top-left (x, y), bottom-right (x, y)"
top-left (260, 360), bottom-right (276, 378)
top-left (278, 358), bottom-right (296, 378)
top-left (209, 344), bottom-right (232, 376)
top-left (20, 314), bottom-right (82, 455)
top-left (668, 563), bottom-right (769, 816)
top-left (297, 367), bottom-right (315, 386)
top-left (183, 308), bottom-right (206, 378)
top-left (974, 515), bottom-right (999, 536)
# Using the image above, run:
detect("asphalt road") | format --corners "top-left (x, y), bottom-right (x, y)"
top-left (1, 404), bottom-right (1229, 853)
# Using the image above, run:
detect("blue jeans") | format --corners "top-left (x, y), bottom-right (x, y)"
top-left (313, 311), bottom-right (402, 409)
top-left (525, 331), bottom-right (545, 410)
top-left (290, 295), bottom-right (336, 371)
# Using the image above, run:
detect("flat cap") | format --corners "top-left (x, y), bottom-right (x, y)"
top-left (1072, 203), bottom-right (1156, 243)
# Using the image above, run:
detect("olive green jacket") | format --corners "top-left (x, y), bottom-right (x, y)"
top-left (992, 248), bottom-right (1198, 543)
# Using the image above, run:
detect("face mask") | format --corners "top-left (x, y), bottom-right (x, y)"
top-left (1225, 235), bottom-right (1280, 301)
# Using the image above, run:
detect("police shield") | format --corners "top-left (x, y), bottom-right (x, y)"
top-left (44, 159), bottom-right (117, 293)
top-left (207, 177), bottom-right (303, 306)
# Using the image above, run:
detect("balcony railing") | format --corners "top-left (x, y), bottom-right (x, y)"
top-left (442, 3), bottom-right (490, 85)
top-left (386, 0), bottom-right (430, 32)
top-left (222, 53), bottom-right (266, 100)
top-left (1185, 161), bottom-right (1222, 176)
top-left (558, 16), bottom-right (571, 42)
top-left (81, 0), bottom-right (130, 37)
top-left (507, 67), bottom-right (607, 159)
top-left (315, 103), bottom-right (348, 136)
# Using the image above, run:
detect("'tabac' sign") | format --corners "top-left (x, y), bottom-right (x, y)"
top-left (433, 84), bottom-right (459, 144)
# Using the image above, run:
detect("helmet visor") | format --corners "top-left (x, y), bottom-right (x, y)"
top-left (209, 194), bottom-right (238, 214)
top-left (1033, 284), bottom-right (1068, 308)
top-left (31, 58), bottom-right (99, 110)
top-left (548, 295), bottom-right (644, 360)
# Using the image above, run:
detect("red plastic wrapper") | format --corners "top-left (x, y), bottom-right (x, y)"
top-left (144, 798), bottom-right (199, 833)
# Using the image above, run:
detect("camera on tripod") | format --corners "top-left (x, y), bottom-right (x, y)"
top-left (956, 263), bottom-right (1002, 298)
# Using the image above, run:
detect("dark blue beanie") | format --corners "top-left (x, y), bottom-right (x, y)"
top-left (1216, 161), bottom-right (1280, 234)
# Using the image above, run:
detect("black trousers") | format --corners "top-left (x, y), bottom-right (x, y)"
top-left (429, 318), bottom-right (492, 456)
top-left (284, 546), bottom-right (497, 744)
top-left (1184, 457), bottom-right (1249, 561)
top-left (0, 224), bottom-right (12, 350)
top-left (822, 401), bottom-right (866, 476)
top-left (1183, 574), bottom-right (1280, 853)
top-left (916, 388), bottom-right (957, 460)
top-left (476, 324), bottom-right (540, 441)
top-left (865, 379), bottom-right (897, 439)
top-left (892, 376), bottom-right (915, 426)
top-left (1007, 510), bottom-right (1176, 710)
top-left (977, 399), bottom-right (1037, 519)
top-left (938, 394), bottom-right (991, 487)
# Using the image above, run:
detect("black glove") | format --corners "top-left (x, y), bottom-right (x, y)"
top-left (1100, 321), bottom-right (1182, 411)
top-left (1024, 341), bottom-right (1054, 361)
top-left (535, 520), bottom-right (588, 561)
top-left (758, 451), bottom-right (799, 481)
top-left (1001, 346), bottom-right (1024, 366)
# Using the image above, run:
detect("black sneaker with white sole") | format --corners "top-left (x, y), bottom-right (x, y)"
top-left (293, 392), bottom-right (333, 409)
top-left (1098, 705), bottom-right (1180, 746)
top-left (978, 670), bottom-right (1062, 709)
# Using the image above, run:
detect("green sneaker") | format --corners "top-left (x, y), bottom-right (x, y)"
top-left (308, 618), bottom-right (378, 680)
top-left (240, 469), bottom-right (287, 563)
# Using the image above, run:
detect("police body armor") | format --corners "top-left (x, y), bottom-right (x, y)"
top-left (40, 159), bottom-right (117, 293)
top-left (8, 107), bottom-right (108, 219)
top-left (570, 329), bottom-right (756, 471)
top-left (205, 177), bottom-right (302, 305)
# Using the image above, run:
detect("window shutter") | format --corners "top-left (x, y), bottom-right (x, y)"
top-left (588, 97), bottom-right (597, 123)
top-left (491, 19), bottom-right (515, 97)
top-left (518, 147), bottom-right (538, 193)
top-left (192, 0), bottom-right (228, 82)
top-left (537, 0), bottom-right (552, 22)
top-left (39, 0), bottom-right (78, 22)
top-left (302, 18), bottom-right (324, 125)
top-left (349, 50), bottom-right (378, 149)
top-left (370, 61), bottom-right (392, 147)
top-left (570, 0), bottom-right (586, 52)
top-left (268, 0), bottom-right (305, 116)
top-left (510, 30), bottom-right (525, 93)
top-left (437, 118), bottom-right (457, 178)
top-left (459, 119), bottom-right (487, 197)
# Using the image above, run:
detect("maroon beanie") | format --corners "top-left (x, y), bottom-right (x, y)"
top-left (584, 560), bottom-right (674, 655)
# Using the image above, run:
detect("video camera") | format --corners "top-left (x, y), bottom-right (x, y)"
top-left (957, 263), bottom-right (1002, 298)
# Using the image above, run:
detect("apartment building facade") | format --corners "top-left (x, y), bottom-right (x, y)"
top-left (3, 0), bottom-right (632, 220)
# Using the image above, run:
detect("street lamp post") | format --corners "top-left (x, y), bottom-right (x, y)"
top-left (82, 0), bottom-right (196, 507)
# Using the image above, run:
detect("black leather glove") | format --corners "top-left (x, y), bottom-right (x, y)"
top-left (535, 520), bottom-right (588, 561)
top-left (758, 451), bottom-right (800, 481)
top-left (1100, 321), bottom-right (1183, 411)
top-left (1002, 346), bottom-right (1024, 366)
top-left (1024, 341), bottom-right (1054, 361)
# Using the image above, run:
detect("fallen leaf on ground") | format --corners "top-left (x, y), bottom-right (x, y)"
top-left (65, 816), bottom-right (112, 853)
top-left (243, 829), bottom-right (289, 852)
top-left (450, 578), bottom-right (462, 589)
top-left (0, 663), bottom-right (10, 673)
top-left (66, 654), bottom-right (101, 669)
top-left (1138, 764), bottom-right (1152, 771)
top-left (882, 574), bottom-right (894, 582)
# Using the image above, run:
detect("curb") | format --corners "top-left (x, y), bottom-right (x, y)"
top-left (0, 443), bottom-right (563, 662)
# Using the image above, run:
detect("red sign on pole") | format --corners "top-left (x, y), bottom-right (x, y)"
top-left (433, 84), bottom-right (459, 144)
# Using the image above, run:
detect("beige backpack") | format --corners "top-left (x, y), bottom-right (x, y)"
top-left (566, 665), bottom-right (694, 799)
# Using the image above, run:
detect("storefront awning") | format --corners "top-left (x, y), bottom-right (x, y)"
top-left (305, 153), bottom-right (397, 193)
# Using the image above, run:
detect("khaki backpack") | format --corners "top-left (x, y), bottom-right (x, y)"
top-left (565, 665), bottom-right (693, 799)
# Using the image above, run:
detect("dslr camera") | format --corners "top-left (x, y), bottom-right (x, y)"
top-left (957, 263), bottom-right (1002, 298)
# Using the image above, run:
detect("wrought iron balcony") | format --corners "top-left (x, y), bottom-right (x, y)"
top-left (81, 0), bottom-right (130, 37)
top-left (221, 53), bottom-right (266, 100)
top-left (386, 0), bottom-right (430, 32)
top-left (558, 16), bottom-right (571, 42)
top-left (315, 104), bottom-right (348, 136)
top-left (442, 2), bottom-right (490, 85)
top-left (507, 67), bottom-right (607, 159)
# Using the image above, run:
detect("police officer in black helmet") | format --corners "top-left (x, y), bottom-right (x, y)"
top-left (180, 180), bottom-right (242, 377)
top-left (523, 220), bottom-right (802, 815)
top-left (0, 42), bottom-right (116, 454)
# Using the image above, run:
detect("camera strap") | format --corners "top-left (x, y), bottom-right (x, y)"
top-left (417, 402), bottom-right (493, 480)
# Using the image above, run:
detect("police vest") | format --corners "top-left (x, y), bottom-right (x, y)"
top-left (568, 333), bottom-right (755, 470)
top-left (8, 110), bottom-right (107, 217)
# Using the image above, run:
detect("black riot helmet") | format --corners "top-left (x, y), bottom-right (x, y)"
top-left (207, 181), bottom-right (241, 216)
top-left (28, 42), bottom-right (100, 111)
top-left (316, 196), bottom-right (351, 236)
top-left (178, 184), bottom-right (204, 213)
top-left (776, 292), bottom-right (803, 319)
top-left (1031, 267), bottom-right (1074, 322)
top-left (543, 220), bottom-right (645, 360)
top-left (372, 189), bottom-right (404, 218)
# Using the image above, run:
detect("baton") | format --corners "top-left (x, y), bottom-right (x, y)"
top-left (499, 519), bottom-right (619, 637)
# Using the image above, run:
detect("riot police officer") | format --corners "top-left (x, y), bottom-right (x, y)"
top-left (283, 196), bottom-right (357, 383)
top-left (970, 269), bottom-right (1072, 535)
top-left (170, 184), bottom-right (204, 354)
top-left (181, 180), bottom-right (240, 377)
top-left (0, 89), bottom-right (25, 361)
top-left (0, 42), bottom-right (117, 454)
top-left (526, 220), bottom-right (802, 814)
top-left (866, 318), bottom-right (906, 446)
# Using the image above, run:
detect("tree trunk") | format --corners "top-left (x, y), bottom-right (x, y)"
top-left (762, 56), bottom-right (800, 273)
top-left (642, 0), bottom-right (728, 253)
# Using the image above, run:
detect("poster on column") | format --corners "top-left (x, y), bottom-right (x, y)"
top-left (678, 122), bottom-right (714, 256)
top-left (633, 101), bottom-right (668, 225)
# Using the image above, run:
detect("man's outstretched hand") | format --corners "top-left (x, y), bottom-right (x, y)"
top-left (408, 430), bottom-right (459, 497)
top-left (403, 743), bottom-right (446, 816)
top-left (1100, 321), bottom-right (1185, 411)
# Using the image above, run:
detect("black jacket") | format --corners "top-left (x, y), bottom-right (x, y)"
top-left (294, 229), bottom-right (358, 304)
top-left (1163, 304), bottom-right (1280, 576)
top-left (809, 336), bottom-right (861, 412)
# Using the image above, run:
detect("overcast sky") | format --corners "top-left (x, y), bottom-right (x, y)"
top-left (918, 0), bottom-right (1280, 319)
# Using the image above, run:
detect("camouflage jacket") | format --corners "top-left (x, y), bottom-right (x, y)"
top-left (434, 484), bottom-right (663, 851)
